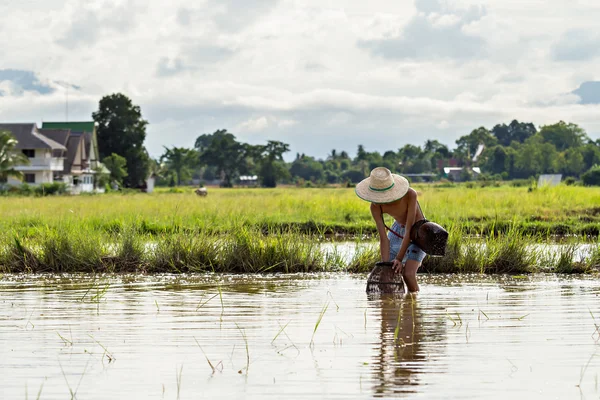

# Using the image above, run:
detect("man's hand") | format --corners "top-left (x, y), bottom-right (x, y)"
top-left (392, 259), bottom-right (403, 274)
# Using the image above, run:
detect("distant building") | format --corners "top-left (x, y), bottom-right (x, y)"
top-left (538, 174), bottom-right (562, 187)
top-left (443, 167), bottom-right (481, 181)
top-left (239, 175), bottom-right (258, 187)
top-left (437, 158), bottom-right (459, 171)
top-left (0, 122), bottom-right (108, 193)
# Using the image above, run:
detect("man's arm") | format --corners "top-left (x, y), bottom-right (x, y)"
top-left (370, 203), bottom-right (390, 261)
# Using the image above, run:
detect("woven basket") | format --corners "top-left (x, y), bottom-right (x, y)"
top-left (366, 262), bottom-right (405, 294)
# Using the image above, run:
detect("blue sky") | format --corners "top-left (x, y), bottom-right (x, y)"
top-left (1, 0), bottom-right (599, 161)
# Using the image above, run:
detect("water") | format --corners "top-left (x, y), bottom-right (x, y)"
top-left (1, 274), bottom-right (600, 399)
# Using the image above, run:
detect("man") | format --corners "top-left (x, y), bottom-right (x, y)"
top-left (355, 167), bottom-right (426, 292)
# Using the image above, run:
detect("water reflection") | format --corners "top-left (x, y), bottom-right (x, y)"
top-left (370, 294), bottom-right (424, 396)
top-left (370, 293), bottom-right (448, 397)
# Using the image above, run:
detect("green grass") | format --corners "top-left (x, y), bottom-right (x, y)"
top-left (0, 185), bottom-right (598, 274)
top-left (0, 185), bottom-right (598, 238)
top-left (0, 224), bottom-right (598, 274)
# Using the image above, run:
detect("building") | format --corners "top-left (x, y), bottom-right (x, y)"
top-left (0, 122), bottom-right (108, 193)
top-left (41, 121), bottom-right (108, 193)
top-left (443, 167), bottom-right (481, 181)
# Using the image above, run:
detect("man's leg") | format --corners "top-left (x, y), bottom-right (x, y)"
top-left (402, 260), bottom-right (421, 292)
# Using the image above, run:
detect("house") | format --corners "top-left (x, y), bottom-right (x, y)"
top-left (42, 121), bottom-right (109, 193)
top-left (238, 175), bottom-right (258, 187)
top-left (443, 167), bottom-right (481, 181)
top-left (0, 122), bottom-right (108, 193)
top-left (0, 123), bottom-right (66, 185)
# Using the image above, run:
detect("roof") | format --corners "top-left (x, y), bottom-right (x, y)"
top-left (443, 167), bottom-right (481, 174)
top-left (43, 122), bottom-right (98, 162)
top-left (38, 129), bottom-right (70, 147)
top-left (0, 123), bottom-right (67, 151)
top-left (82, 132), bottom-right (93, 160)
top-left (64, 132), bottom-right (86, 174)
top-left (42, 122), bottom-right (96, 132)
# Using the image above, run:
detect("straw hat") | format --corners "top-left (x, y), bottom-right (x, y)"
top-left (355, 167), bottom-right (409, 204)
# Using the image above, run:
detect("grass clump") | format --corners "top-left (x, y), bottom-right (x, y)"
top-left (149, 234), bottom-right (219, 273)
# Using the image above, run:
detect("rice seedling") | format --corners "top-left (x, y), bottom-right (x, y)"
top-left (589, 310), bottom-right (600, 342)
top-left (196, 293), bottom-right (219, 311)
top-left (235, 323), bottom-right (250, 374)
top-left (577, 353), bottom-right (597, 388)
top-left (310, 300), bottom-right (330, 346)
top-left (57, 330), bottom-right (73, 346)
top-left (194, 337), bottom-right (222, 374)
top-left (88, 334), bottom-right (115, 363)
top-left (59, 357), bottom-right (90, 400)
top-left (176, 365), bottom-right (183, 400)
top-left (271, 320), bottom-right (291, 344)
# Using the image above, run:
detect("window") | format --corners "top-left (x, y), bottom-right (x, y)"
top-left (22, 149), bottom-right (35, 158)
top-left (24, 174), bottom-right (35, 183)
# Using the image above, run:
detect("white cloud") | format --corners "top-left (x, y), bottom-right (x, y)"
top-left (436, 120), bottom-right (449, 129)
top-left (0, 0), bottom-right (599, 161)
top-left (277, 119), bottom-right (298, 127)
top-left (237, 116), bottom-right (270, 132)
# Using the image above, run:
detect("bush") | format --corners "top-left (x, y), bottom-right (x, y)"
top-left (563, 176), bottom-right (577, 186)
top-left (581, 165), bottom-right (600, 186)
top-left (0, 183), bottom-right (66, 196)
top-left (34, 183), bottom-right (67, 196)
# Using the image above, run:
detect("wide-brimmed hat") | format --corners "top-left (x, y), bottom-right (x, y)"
top-left (355, 167), bottom-right (409, 204)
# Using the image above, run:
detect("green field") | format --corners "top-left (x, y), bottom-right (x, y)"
top-left (0, 185), bottom-right (599, 274)
top-left (1, 185), bottom-right (599, 236)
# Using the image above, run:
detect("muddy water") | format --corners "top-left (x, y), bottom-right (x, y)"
top-left (1, 274), bottom-right (600, 399)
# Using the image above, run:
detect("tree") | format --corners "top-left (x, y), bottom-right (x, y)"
top-left (561, 147), bottom-right (585, 177)
top-left (196, 130), bottom-right (246, 187)
top-left (252, 140), bottom-right (290, 187)
top-left (289, 155), bottom-right (324, 182)
top-left (160, 146), bottom-right (198, 186)
top-left (491, 120), bottom-right (536, 146)
top-left (102, 153), bottom-right (128, 186)
top-left (538, 121), bottom-right (589, 151)
top-left (582, 165), bottom-right (600, 186)
top-left (92, 93), bottom-right (150, 187)
top-left (455, 127), bottom-right (497, 163)
top-left (481, 145), bottom-right (510, 175)
top-left (513, 136), bottom-right (560, 178)
top-left (0, 130), bottom-right (29, 182)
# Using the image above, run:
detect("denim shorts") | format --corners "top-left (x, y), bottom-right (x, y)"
top-left (388, 221), bottom-right (427, 263)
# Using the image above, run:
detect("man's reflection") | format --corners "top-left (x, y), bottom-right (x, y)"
top-left (371, 293), bottom-right (425, 397)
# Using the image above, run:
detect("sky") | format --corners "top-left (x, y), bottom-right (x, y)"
top-left (1, 0), bottom-right (600, 161)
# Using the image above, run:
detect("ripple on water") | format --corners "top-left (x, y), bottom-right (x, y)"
top-left (1, 274), bottom-right (600, 399)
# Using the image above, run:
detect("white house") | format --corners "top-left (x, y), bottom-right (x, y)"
top-left (0, 123), bottom-right (66, 185)
top-left (0, 122), bottom-right (108, 193)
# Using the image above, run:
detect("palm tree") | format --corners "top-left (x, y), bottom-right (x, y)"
top-left (0, 130), bottom-right (29, 183)
top-left (160, 146), bottom-right (198, 186)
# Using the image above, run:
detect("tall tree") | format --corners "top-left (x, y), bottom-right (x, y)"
top-left (196, 130), bottom-right (246, 187)
top-left (252, 141), bottom-right (290, 188)
top-left (92, 93), bottom-right (150, 187)
top-left (491, 120), bottom-right (537, 146)
top-left (538, 121), bottom-right (589, 151)
top-left (160, 146), bottom-right (198, 186)
top-left (0, 130), bottom-right (29, 182)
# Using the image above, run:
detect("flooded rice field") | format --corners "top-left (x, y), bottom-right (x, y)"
top-left (1, 273), bottom-right (600, 399)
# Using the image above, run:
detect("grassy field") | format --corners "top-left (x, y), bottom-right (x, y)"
top-left (1, 184), bottom-right (599, 237)
top-left (0, 185), bottom-right (599, 274)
